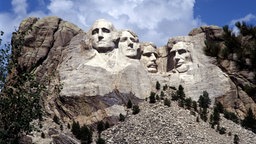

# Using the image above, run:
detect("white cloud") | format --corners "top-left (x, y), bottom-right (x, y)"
top-left (1, 0), bottom-right (204, 46)
top-left (46, 0), bottom-right (202, 46)
top-left (11, 0), bottom-right (28, 15)
top-left (230, 13), bottom-right (256, 25)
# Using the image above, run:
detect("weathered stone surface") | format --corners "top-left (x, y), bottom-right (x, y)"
top-left (6, 17), bottom-right (256, 143)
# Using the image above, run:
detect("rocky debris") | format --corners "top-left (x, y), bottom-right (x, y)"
top-left (102, 100), bottom-right (256, 144)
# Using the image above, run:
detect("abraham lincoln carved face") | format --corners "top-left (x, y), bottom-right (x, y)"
top-left (169, 41), bottom-right (193, 73)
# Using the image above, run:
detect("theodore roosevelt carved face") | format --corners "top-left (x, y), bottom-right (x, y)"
top-left (140, 43), bottom-right (158, 73)
top-left (169, 41), bottom-right (193, 73)
top-left (118, 30), bottom-right (140, 59)
top-left (90, 19), bottom-right (116, 52)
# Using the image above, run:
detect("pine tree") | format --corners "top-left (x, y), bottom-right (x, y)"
top-left (127, 99), bottom-right (132, 109)
top-left (176, 85), bottom-right (185, 100)
top-left (192, 101), bottom-right (198, 112)
top-left (132, 105), bottom-right (140, 115)
top-left (156, 81), bottom-right (161, 90)
top-left (242, 108), bottom-right (256, 132)
top-left (200, 108), bottom-right (208, 122)
top-left (149, 92), bottom-right (156, 103)
top-left (80, 124), bottom-right (92, 144)
top-left (119, 113), bottom-right (125, 122)
top-left (105, 121), bottom-right (110, 129)
top-left (185, 97), bottom-right (192, 109)
top-left (164, 98), bottom-right (171, 107)
top-left (215, 101), bottom-right (224, 113)
top-left (97, 121), bottom-right (105, 135)
top-left (96, 137), bottom-right (106, 144)
top-left (71, 121), bottom-right (81, 139)
top-left (198, 91), bottom-right (211, 109)
top-left (233, 134), bottom-right (239, 144)
top-left (53, 115), bottom-right (60, 125)
top-left (160, 91), bottom-right (165, 100)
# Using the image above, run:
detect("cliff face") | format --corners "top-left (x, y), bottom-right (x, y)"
top-left (6, 16), bottom-right (256, 143)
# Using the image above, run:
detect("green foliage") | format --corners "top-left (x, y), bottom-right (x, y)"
top-left (200, 108), bottom-right (208, 122)
top-left (71, 121), bottom-right (80, 139)
top-left (96, 137), bottom-right (106, 144)
top-left (184, 97), bottom-right (192, 109)
top-left (127, 99), bottom-right (133, 109)
top-left (223, 110), bottom-right (239, 124)
top-left (171, 92), bottom-right (178, 101)
top-left (149, 92), bottom-right (156, 103)
top-left (242, 108), bottom-right (256, 132)
top-left (233, 134), bottom-right (240, 144)
top-left (218, 126), bottom-right (226, 135)
top-left (156, 94), bottom-right (160, 101)
top-left (105, 121), bottom-right (110, 129)
top-left (0, 72), bottom-right (44, 142)
top-left (198, 91), bottom-right (211, 109)
top-left (132, 105), bottom-right (140, 115)
top-left (71, 121), bottom-right (92, 143)
top-left (215, 102), bottom-right (224, 113)
top-left (164, 98), bottom-right (171, 107)
top-left (160, 91), bottom-right (165, 99)
top-left (156, 81), bottom-right (161, 90)
top-left (41, 132), bottom-right (45, 138)
top-left (53, 115), bottom-right (60, 125)
top-left (177, 85), bottom-right (185, 100)
top-left (119, 113), bottom-right (125, 122)
top-left (80, 124), bottom-right (92, 144)
top-left (97, 121), bottom-right (105, 135)
top-left (192, 101), bottom-right (198, 112)
top-left (210, 107), bottom-right (220, 127)
top-left (243, 85), bottom-right (256, 97)
top-left (204, 40), bottom-right (220, 57)
top-left (0, 30), bottom-right (44, 143)
top-left (196, 116), bottom-right (200, 122)
top-left (163, 84), bottom-right (168, 91)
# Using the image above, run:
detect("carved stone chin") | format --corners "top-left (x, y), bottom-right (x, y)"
top-left (175, 63), bottom-right (190, 73)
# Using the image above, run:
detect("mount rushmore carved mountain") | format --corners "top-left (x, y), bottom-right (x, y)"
top-left (2, 16), bottom-right (256, 143)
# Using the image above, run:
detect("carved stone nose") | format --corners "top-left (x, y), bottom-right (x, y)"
top-left (128, 43), bottom-right (133, 48)
top-left (98, 36), bottom-right (104, 41)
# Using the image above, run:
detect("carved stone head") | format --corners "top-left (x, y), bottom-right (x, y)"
top-left (169, 41), bottom-right (193, 73)
top-left (140, 42), bottom-right (158, 73)
top-left (118, 30), bottom-right (140, 59)
top-left (89, 19), bottom-right (116, 52)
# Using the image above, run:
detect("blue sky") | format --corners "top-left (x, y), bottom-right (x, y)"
top-left (0, 0), bottom-right (256, 46)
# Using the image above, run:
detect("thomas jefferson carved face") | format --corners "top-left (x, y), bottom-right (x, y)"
top-left (140, 43), bottom-right (158, 73)
top-left (118, 30), bottom-right (140, 59)
top-left (170, 41), bottom-right (192, 73)
top-left (90, 19), bottom-right (116, 52)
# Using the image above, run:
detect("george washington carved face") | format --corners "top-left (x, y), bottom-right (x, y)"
top-left (90, 19), bottom-right (116, 52)
top-left (140, 43), bottom-right (158, 73)
top-left (118, 30), bottom-right (140, 59)
top-left (169, 41), bottom-right (192, 73)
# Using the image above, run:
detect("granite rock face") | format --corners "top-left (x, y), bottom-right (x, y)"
top-left (7, 17), bottom-right (256, 143)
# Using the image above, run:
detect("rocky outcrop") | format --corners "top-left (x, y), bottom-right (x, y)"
top-left (6, 17), bottom-right (256, 143)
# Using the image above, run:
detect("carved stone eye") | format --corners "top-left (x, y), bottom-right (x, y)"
top-left (178, 49), bottom-right (186, 54)
top-left (143, 53), bottom-right (152, 57)
top-left (120, 37), bottom-right (128, 42)
top-left (92, 28), bottom-right (99, 35)
top-left (102, 28), bottom-right (110, 33)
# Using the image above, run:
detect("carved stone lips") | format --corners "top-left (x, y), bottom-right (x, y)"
top-left (148, 63), bottom-right (157, 68)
